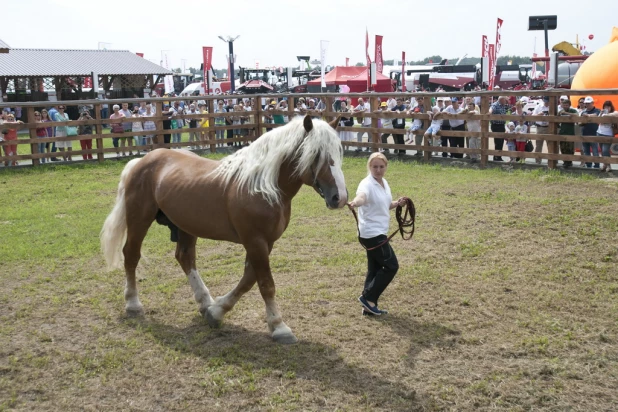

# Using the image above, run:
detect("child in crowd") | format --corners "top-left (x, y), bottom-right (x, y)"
top-left (232, 105), bottom-right (244, 148)
top-left (463, 101), bottom-right (481, 163)
top-left (505, 122), bottom-right (517, 162)
top-left (424, 107), bottom-right (443, 155)
top-left (131, 108), bottom-right (144, 155)
top-left (405, 106), bottom-right (423, 144)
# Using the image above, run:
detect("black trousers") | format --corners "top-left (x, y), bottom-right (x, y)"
top-left (491, 123), bottom-right (505, 156)
top-left (393, 125), bottom-right (405, 154)
top-left (359, 235), bottom-right (399, 304)
top-left (449, 124), bottom-right (466, 158)
top-left (163, 120), bottom-right (171, 145)
top-left (441, 124), bottom-right (451, 157)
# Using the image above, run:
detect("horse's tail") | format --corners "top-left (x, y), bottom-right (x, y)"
top-left (100, 158), bottom-right (142, 270)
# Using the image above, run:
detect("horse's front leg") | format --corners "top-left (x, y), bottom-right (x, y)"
top-left (176, 230), bottom-right (214, 316)
top-left (249, 241), bottom-right (297, 344)
top-left (206, 257), bottom-right (257, 328)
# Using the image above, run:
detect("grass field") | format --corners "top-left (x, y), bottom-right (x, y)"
top-left (0, 156), bottom-right (617, 411)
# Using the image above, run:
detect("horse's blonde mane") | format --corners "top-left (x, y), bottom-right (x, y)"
top-left (211, 116), bottom-right (343, 205)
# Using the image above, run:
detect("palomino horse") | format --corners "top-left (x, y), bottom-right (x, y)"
top-left (101, 115), bottom-right (347, 343)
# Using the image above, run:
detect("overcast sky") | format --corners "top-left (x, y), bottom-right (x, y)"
top-left (3, 0), bottom-right (616, 72)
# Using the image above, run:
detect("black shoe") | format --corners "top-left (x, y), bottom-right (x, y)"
top-left (494, 157), bottom-right (504, 162)
top-left (362, 308), bottom-right (377, 316)
top-left (51, 157), bottom-right (59, 161)
top-left (358, 296), bottom-right (381, 315)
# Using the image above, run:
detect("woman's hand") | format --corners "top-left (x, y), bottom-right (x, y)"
top-left (347, 201), bottom-right (356, 210)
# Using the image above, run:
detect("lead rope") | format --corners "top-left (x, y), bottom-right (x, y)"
top-left (350, 197), bottom-right (416, 251)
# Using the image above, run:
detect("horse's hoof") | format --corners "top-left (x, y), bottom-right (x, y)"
top-left (273, 332), bottom-right (298, 345)
top-left (126, 306), bottom-right (144, 317)
top-left (206, 308), bottom-right (223, 328)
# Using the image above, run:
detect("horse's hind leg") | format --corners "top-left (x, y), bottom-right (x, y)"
top-left (123, 220), bottom-right (151, 316)
top-left (176, 230), bottom-right (214, 316)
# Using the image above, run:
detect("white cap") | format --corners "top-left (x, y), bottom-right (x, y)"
top-left (584, 96), bottom-right (594, 103)
top-left (520, 96), bottom-right (529, 103)
top-left (560, 95), bottom-right (569, 101)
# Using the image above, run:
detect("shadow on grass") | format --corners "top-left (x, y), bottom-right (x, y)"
top-left (125, 315), bottom-right (423, 410)
top-left (365, 313), bottom-right (461, 369)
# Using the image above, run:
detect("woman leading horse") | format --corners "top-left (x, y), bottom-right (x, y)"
top-left (101, 115), bottom-right (346, 344)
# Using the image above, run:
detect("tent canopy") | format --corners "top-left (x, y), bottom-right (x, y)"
top-left (307, 66), bottom-right (393, 92)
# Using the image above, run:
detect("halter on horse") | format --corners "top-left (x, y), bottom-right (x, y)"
top-left (101, 115), bottom-right (346, 344)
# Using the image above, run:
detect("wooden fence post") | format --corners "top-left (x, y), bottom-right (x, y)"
top-left (154, 101), bottom-right (164, 149)
top-left (288, 96), bottom-right (294, 123)
top-left (370, 96), bottom-right (379, 152)
top-left (422, 97), bottom-right (431, 162)
top-left (94, 103), bottom-right (104, 162)
top-left (208, 97), bottom-right (216, 153)
top-left (26, 107), bottom-right (40, 167)
top-left (480, 95), bottom-right (490, 168)
top-left (255, 95), bottom-right (263, 140)
top-left (547, 96), bottom-right (558, 169)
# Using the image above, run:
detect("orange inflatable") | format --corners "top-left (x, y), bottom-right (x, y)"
top-left (571, 27), bottom-right (618, 110)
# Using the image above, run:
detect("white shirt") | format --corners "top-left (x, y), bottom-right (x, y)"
top-left (355, 103), bottom-right (372, 126)
top-left (430, 118), bottom-right (443, 128)
top-left (356, 175), bottom-right (392, 238)
top-left (466, 109), bottom-right (481, 132)
top-left (598, 112), bottom-right (615, 136)
top-left (444, 105), bottom-right (464, 127)
top-left (533, 104), bottom-right (550, 126)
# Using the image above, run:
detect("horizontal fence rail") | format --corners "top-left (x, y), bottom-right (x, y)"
top-left (1, 89), bottom-right (617, 169)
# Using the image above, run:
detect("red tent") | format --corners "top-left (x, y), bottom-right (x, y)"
top-left (307, 66), bottom-right (393, 92)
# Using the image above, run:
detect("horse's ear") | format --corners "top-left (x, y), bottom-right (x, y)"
top-left (328, 116), bottom-right (341, 130)
top-left (303, 115), bottom-right (313, 133)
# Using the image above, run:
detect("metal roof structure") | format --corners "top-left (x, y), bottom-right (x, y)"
top-left (0, 49), bottom-right (172, 76)
top-left (0, 39), bottom-right (9, 53)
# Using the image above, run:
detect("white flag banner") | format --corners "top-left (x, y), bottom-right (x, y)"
top-left (320, 40), bottom-right (329, 89)
top-left (162, 52), bottom-right (174, 94)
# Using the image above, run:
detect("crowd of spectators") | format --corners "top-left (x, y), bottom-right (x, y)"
top-left (0, 92), bottom-right (616, 169)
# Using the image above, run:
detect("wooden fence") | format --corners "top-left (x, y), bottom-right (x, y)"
top-left (1, 89), bottom-right (617, 169)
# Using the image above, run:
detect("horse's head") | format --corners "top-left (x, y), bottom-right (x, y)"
top-left (298, 116), bottom-right (348, 209)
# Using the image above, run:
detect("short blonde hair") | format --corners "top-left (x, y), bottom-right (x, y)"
top-left (367, 152), bottom-right (388, 172)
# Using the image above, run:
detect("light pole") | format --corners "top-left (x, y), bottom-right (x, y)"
top-left (218, 35), bottom-right (240, 93)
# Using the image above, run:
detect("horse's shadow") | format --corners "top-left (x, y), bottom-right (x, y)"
top-left (125, 312), bottom-right (459, 410)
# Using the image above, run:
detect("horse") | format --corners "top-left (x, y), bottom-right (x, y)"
top-left (100, 115), bottom-right (347, 344)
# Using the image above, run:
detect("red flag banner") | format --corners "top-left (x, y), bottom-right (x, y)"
top-left (84, 76), bottom-right (92, 88)
top-left (202, 47), bottom-right (213, 72)
top-left (488, 44), bottom-right (496, 89)
top-left (375, 35), bottom-right (383, 74)
top-left (401, 51), bottom-right (406, 92)
top-left (495, 18), bottom-right (504, 59)
top-left (136, 53), bottom-right (144, 58)
top-left (482, 35), bottom-right (489, 58)
top-left (202, 47), bottom-right (213, 94)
